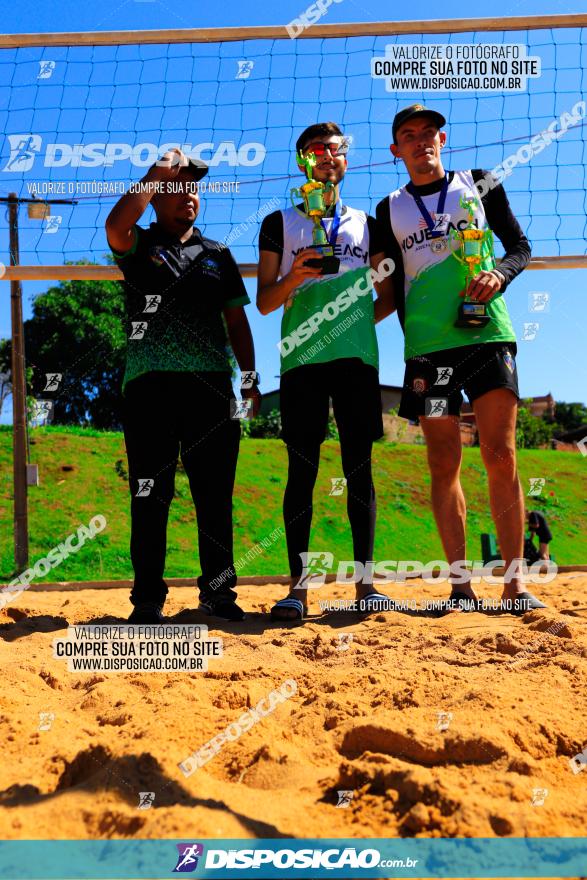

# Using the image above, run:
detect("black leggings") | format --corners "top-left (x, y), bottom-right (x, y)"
top-left (283, 435), bottom-right (376, 579)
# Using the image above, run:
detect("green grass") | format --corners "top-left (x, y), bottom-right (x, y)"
top-left (1, 425), bottom-right (586, 582)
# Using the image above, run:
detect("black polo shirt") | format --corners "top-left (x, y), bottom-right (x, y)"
top-left (111, 223), bottom-right (250, 393)
top-left (528, 510), bottom-right (552, 543)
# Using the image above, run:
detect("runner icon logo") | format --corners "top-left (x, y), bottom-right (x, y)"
top-left (296, 552), bottom-right (334, 588)
top-left (329, 477), bottom-right (347, 496)
top-left (173, 843), bottom-right (204, 873)
top-left (434, 367), bottom-right (453, 385)
top-left (426, 398), bottom-right (448, 418)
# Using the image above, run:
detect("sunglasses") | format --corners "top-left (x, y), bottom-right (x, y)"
top-left (301, 140), bottom-right (349, 157)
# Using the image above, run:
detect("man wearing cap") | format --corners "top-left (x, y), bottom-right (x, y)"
top-left (376, 105), bottom-right (545, 614)
top-left (106, 149), bottom-right (260, 624)
top-left (257, 122), bottom-right (395, 621)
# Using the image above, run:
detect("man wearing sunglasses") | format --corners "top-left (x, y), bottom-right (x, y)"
top-left (257, 122), bottom-right (395, 620)
top-left (376, 104), bottom-right (545, 615)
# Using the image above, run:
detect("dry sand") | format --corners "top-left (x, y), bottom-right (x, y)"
top-left (0, 574), bottom-right (586, 858)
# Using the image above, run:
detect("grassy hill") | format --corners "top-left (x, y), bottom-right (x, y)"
top-left (1, 425), bottom-right (586, 583)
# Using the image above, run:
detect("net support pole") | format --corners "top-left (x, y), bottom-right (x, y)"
top-left (8, 194), bottom-right (28, 570)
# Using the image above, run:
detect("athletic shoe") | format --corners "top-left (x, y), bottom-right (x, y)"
top-left (127, 602), bottom-right (164, 624)
top-left (198, 594), bottom-right (245, 621)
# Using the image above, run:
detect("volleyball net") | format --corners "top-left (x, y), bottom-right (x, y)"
top-left (0, 13), bottom-right (586, 280)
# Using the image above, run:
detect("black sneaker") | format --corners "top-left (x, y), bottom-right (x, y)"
top-left (198, 593), bottom-right (245, 621)
top-left (127, 602), bottom-right (164, 624)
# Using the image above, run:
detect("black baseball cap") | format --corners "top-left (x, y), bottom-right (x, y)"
top-left (185, 157), bottom-right (209, 181)
top-left (392, 104), bottom-right (446, 142)
top-left (150, 155), bottom-right (209, 181)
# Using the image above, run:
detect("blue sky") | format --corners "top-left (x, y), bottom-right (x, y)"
top-left (0, 0), bottom-right (586, 422)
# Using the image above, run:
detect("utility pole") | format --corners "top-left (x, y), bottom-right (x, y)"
top-left (7, 193), bottom-right (28, 570)
top-left (1, 193), bottom-right (77, 572)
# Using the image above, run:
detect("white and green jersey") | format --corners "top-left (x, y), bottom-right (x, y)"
top-left (377, 170), bottom-right (522, 361)
top-left (259, 203), bottom-right (383, 374)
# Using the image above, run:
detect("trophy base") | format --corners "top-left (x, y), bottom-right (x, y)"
top-left (455, 301), bottom-right (492, 329)
top-left (304, 244), bottom-right (340, 276)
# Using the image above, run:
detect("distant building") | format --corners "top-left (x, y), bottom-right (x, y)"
top-left (260, 384), bottom-right (404, 418)
top-left (461, 393), bottom-right (556, 428)
top-left (259, 385), bottom-right (560, 449)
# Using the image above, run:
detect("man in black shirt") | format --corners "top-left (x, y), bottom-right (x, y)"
top-left (106, 149), bottom-right (260, 624)
top-left (525, 509), bottom-right (553, 562)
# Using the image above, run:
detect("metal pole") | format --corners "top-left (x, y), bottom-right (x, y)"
top-left (8, 193), bottom-right (28, 570)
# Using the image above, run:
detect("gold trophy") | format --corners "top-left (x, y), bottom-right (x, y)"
top-left (290, 151), bottom-right (340, 275)
top-left (450, 195), bottom-right (494, 328)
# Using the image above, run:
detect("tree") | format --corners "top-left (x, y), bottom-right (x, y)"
top-left (0, 338), bottom-right (11, 420)
top-left (552, 401), bottom-right (587, 433)
top-left (516, 402), bottom-right (555, 449)
top-left (21, 268), bottom-right (127, 429)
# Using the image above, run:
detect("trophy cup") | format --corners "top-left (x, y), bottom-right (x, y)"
top-left (290, 151), bottom-right (340, 275)
top-left (449, 195), bottom-right (494, 328)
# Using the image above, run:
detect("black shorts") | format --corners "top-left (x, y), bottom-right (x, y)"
top-left (398, 342), bottom-right (519, 422)
top-left (280, 358), bottom-right (383, 447)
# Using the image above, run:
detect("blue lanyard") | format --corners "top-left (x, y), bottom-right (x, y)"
top-left (407, 173), bottom-right (449, 238)
top-left (319, 200), bottom-right (341, 247)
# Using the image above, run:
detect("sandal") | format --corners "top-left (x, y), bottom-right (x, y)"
top-left (270, 596), bottom-right (305, 621)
